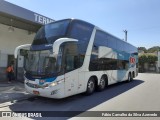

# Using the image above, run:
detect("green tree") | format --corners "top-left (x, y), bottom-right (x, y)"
top-left (138, 54), bottom-right (158, 72)
top-left (147, 55), bottom-right (158, 63)
top-left (138, 47), bottom-right (147, 53)
top-left (138, 55), bottom-right (147, 65)
top-left (147, 46), bottom-right (160, 53)
top-left (138, 46), bottom-right (160, 53)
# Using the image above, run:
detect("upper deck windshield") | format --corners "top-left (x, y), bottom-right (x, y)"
top-left (32, 19), bottom-right (70, 45)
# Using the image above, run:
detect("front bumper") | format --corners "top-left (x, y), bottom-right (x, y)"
top-left (25, 82), bottom-right (65, 99)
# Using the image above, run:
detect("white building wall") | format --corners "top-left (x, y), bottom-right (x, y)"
top-left (0, 23), bottom-right (35, 54)
top-left (0, 23), bottom-right (36, 80)
top-left (0, 23), bottom-right (35, 67)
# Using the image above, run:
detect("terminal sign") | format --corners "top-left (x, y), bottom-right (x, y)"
top-left (34, 13), bottom-right (54, 25)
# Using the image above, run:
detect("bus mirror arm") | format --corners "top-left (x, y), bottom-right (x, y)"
top-left (14, 44), bottom-right (31, 59)
top-left (14, 44), bottom-right (31, 81)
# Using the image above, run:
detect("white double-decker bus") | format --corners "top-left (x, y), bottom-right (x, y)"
top-left (14, 19), bottom-right (138, 99)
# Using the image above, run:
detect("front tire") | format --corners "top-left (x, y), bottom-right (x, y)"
top-left (86, 77), bottom-right (95, 95)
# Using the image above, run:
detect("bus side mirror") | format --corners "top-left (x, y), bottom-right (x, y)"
top-left (20, 49), bottom-right (28, 57)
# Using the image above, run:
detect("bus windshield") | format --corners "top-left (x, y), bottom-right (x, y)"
top-left (32, 19), bottom-right (70, 45)
top-left (24, 50), bottom-right (62, 76)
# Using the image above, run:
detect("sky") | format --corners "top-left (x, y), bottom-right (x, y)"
top-left (5, 0), bottom-right (160, 49)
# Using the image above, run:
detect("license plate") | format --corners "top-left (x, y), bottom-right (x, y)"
top-left (33, 90), bottom-right (40, 95)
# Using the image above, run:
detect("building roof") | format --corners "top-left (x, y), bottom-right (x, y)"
top-left (0, 0), bottom-right (55, 32)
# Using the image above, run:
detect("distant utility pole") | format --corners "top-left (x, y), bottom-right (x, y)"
top-left (123, 30), bottom-right (128, 42)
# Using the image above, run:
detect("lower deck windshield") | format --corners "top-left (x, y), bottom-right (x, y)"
top-left (24, 50), bottom-right (62, 76)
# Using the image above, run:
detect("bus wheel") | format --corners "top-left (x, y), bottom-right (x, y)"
top-left (86, 77), bottom-right (95, 95)
top-left (98, 76), bottom-right (106, 91)
top-left (127, 73), bottom-right (132, 82)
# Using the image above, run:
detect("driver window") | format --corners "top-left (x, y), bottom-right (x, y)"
top-left (64, 42), bottom-right (79, 72)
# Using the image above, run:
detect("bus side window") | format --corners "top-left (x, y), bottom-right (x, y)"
top-left (66, 55), bottom-right (74, 71)
top-left (65, 55), bottom-right (79, 71)
top-left (125, 62), bottom-right (129, 70)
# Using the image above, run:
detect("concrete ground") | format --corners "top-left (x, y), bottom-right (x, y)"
top-left (0, 80), bottom-right (33, 103)
top-left (0, 73), bottom-right (160, 120)
top-left (70, 73), bottom-right (160, 120)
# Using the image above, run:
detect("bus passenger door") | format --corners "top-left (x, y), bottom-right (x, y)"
top-left (64, 42), bottom-right (79, 97)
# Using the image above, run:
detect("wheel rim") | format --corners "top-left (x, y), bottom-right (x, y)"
top-left (88, 80), bottom-right (94, 92)
top-left (128, 74), bottom-right (131, 81)
top-left (100, 77), bottom-right (105, 89)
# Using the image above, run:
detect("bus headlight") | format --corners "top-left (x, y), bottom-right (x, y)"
top-left (49, 80), bottom-right (63, 87)
top-left (25, 79), bottom-right (29, 83)
top-left (50, 82), bottom-right (57, 86)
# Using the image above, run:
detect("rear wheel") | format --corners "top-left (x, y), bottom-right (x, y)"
top-left (132, 72), bottom-right (135, 79)
top-left (98, 76), bottom-right (106, 91)
top-left (127, 73), bottom-right (132, 82)
top-left (86, 77), bottom-right (95, 95)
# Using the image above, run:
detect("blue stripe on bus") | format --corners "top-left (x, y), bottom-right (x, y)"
top-left (25, 74), bottom-right (57, 82)
top-left (45, 77), bottom-right (57, 82)
top-left (31, 44), bottom-right (52, 51)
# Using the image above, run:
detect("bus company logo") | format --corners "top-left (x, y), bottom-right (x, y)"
top-left (39, 80), bottom-right (45, 85)
top-left (130, 57), bottom-right (136, 64)
top-left (51, 89), bottom-right (59, 95)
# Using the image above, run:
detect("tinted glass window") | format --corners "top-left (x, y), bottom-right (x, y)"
top-left (94, 31), bottom-right (118, 50)
top-left (63, 42), bottom-right (79, 72)
top-left (107, 35), bottom-right (117, 49)
top-left (69, 20), bottom-right (94, 53)
top-left (33, 20), bottom-right (70, 45)
top-left (89, 58), bottom-right (129, 71)
top-left (123, 42), bottom-right (138, 53)
top-left (124, 42), bottom-right (128, 52)
top-left (117, 40), bottom-right (124, 51)
top-left (94, 30), bottom-right (108, 47)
